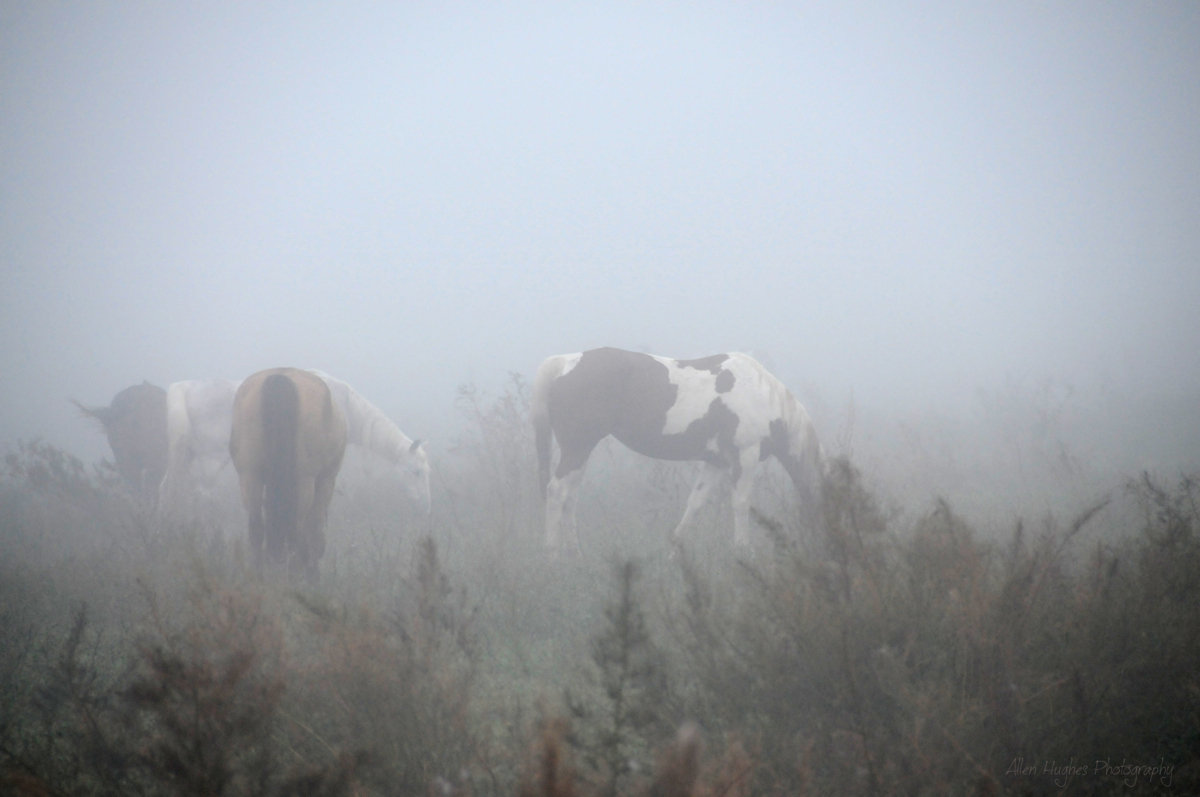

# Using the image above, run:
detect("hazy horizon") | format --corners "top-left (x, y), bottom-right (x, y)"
top-left (3, 2), bottom-right (1197, 482)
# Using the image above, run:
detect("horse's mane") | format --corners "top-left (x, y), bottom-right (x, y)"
top-left (310, 371), bottom-right (416, 463)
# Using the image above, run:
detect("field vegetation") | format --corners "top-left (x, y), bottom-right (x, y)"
top-left (2, 378), bottom-right (1198, 795)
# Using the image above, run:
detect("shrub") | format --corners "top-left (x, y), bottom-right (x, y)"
top-left (4, 435), bottom-right (1198, 796)
top-left (670, 464), bottom-right (1199, 795)
top-left (567, 559), bottom-right (675, 797)
top-left (288, 535), bottom-right (482, 795)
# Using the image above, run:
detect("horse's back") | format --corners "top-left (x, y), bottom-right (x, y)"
top-left (541, 347), bottom-right (716, 431)
top-left (537, 347), bottom-right (810, 456)
top-left (232, 369), bottom-right (290, 467)
top-left (235, 368), bottom-right (346, 470)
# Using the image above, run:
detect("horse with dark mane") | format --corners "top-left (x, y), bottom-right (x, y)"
top-left (73, 382), bottom-right (168, 504)
top-left (230, 368), bottom-right (347, 580)
top-left (532, 347), bottom-right (824, 554)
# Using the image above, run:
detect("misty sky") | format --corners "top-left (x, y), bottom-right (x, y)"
top-left (2, 2), bottom-right (1198, 462)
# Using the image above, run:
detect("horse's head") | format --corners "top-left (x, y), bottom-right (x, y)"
top-left (74, 381), bottom-right (168, 502)
top-left (767, 410), bottom-right (826, 532)
top-left (403, 438), bottom-right (432, 515)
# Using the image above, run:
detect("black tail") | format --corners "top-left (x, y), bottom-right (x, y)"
top-left (262, 373), bottom-right (299, 562)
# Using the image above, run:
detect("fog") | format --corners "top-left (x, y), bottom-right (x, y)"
top-left (3, 2), bottom-right (1198, 504)
top-left (5, 7), bottom-right (1200, 791)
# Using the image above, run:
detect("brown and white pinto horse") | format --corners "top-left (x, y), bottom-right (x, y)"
top-left (230, 368), bottom-right (347, 579)
top-left (532, 347), bottom-right (824, 553)
top-left (74, 382), bottom-right (168, 505)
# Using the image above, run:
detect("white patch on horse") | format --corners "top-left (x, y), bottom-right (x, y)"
top-left (557, 352), bottom-right (583, 378)
top-left (160, 378), bottom-right (242, 518)
top-left (660, 357), bottom-right (728, 436)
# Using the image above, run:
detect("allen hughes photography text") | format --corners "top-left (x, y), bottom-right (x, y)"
top-left (1006, 756), bottom-right (1176, 790)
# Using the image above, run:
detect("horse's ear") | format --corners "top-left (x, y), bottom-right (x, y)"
top-left (409, 439), bottom-right (423, 453)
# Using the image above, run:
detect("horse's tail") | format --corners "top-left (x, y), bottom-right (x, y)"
top-left (530, 356), bottom-right (563, 500)
top-left (262, 373), bottom-right (299, 558)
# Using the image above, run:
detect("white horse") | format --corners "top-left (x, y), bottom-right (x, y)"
top-left (532, 347), bottom-right (824, 553)
top-left (310, 370), bottom-right (431, 515)
top-left (159, 378), bottom-right (241, 515)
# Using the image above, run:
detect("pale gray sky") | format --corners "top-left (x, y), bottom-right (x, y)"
top-left (3, 2), bottom-right (1198, 463)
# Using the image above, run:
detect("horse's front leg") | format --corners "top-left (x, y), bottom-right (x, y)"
top-left (730, 449), bottom-right (761, 547)
top-left (303, 469), bottom-right (339, 581)
top-left (671, 463), bottom-right (727, 547)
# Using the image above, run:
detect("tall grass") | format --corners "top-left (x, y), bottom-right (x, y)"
top-left (2, 384), bottom-right (1198, 795)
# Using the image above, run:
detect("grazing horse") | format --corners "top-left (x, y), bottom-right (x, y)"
top-left (73, 382), bottom-right (168, 504)
top-left (155, 372), bottom-right (429, 517)
top-left (312, 370), bottom-right (431, 515)
top-left (532, 347), bottom-right (824, 553)
top-left (229, 368), bottom-right (347, 579)
top-left (159, 378), bottom-right (241, 515)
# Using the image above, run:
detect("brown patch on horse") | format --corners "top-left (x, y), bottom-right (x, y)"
top-left (547, 348), bottom-right (741, 474)
top-left (678, 398), bottom-right (741, 476)
top-left (677, 354), bottom-right (735, 393)
top-left (676, 353), bottom-right (729, 374)
top-left (74, 382), bottom-right (167, 502)
top-left (760, 417), bottom-right (796, 472)
top-left (230, 368), bottom-right (347, 580)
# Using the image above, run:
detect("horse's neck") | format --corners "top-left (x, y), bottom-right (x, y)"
top-left (337, 384), bottom-right (411, 463)
top-left (358, 410), bottom-right (412, 463)
top-left (779, 394), bottom-right (824, 484)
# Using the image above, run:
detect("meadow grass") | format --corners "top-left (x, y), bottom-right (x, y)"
top-left (2, 388), bottom-right (1197, 795)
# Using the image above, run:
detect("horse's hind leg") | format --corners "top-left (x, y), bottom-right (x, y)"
top-left (238, 471), bottom-right (266, 573)
top-left (300, 470), bottom-right (338, 582)
top-left (730, 449), bottom-right (761, 547)
top-left (544, 437), bottom-right (600, 556)
top-left (290, 477), bottom-right (321, 581)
